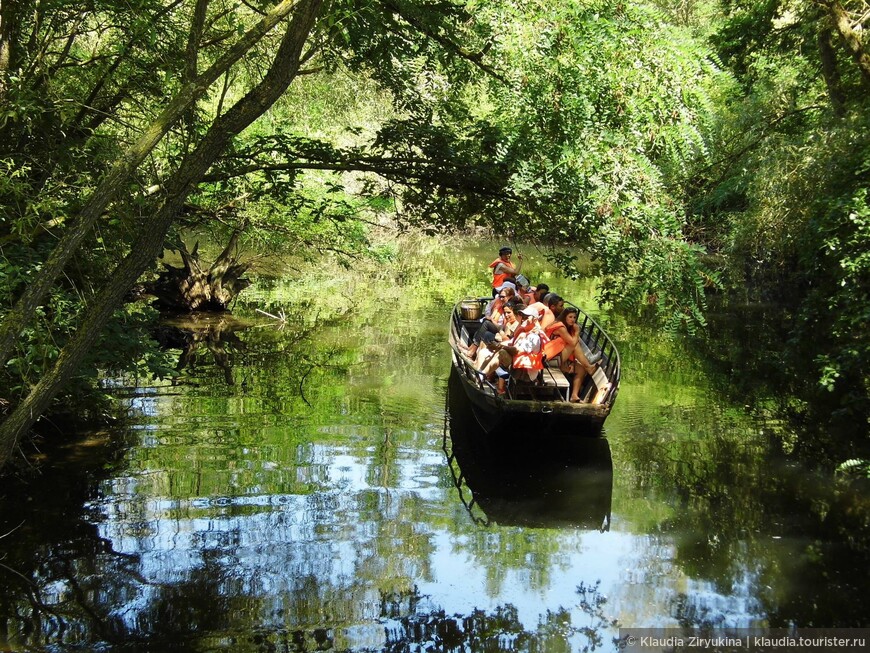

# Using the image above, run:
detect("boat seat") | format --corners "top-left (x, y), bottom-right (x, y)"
top-left (508, 368), bottom-right (569, 400)
top-left (540, 366), bottom-right (570, 400)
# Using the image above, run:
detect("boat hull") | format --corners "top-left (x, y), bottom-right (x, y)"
top-left (451, 361), bottom-right (608, 435)
top-left (445, 370), bottom-right (614, 529)
top-left (448, 298), bottom-right (620, 436)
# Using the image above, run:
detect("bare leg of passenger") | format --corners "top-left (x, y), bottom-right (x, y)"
top-left (569, 372), bottom-right (584, 402)
top-left (573, 343), bottom-right (597, 375)
top-left (570, 344), bottom-right (602, 402)
top-left (569, 346), bottom-right (594, 402)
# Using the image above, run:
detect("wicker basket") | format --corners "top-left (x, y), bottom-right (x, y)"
top-left (460, 301), bottom-right (482, 320)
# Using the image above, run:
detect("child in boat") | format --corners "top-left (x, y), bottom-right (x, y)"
top-left (546, 306), bottom-right (602, 402)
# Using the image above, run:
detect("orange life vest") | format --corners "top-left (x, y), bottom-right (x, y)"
top-left (510, 324), bottom-right (547, 371)
top-left (542, 338), bottom-right (565, 361)
top-left (488, 257), bottom-right (513, 289)
top-left (544, 321), bottom-right (564, 339)
top-left (543, 321), bottom-right (566, 360)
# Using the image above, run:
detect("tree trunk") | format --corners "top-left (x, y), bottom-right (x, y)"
top-left (818, 25), bottom-right (847, 116)
top-left (819, 0), bottom-right (870, 88)
top-left (0, 0), bottom-right (23, 99)
top-left (146, 233), bottom-right (251, 312)
top-left (0, 0), bottom-right (324, 470)
top-left (0, 0), bottom-right (300, 369)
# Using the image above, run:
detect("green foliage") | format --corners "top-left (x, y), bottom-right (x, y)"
top-left (792, 188), bottom-right (870, 419)
top-left (463, 1), bottom-right (725, 328)
top-left (691, 0), bottom-right (870, 435)
top-left (0, 236), bottom-right (174, 413)
top-left (836, 458), bottom-right (870, 479)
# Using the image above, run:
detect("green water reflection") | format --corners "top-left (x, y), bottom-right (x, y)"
top-left (0, 242), bottom-right (868, 651)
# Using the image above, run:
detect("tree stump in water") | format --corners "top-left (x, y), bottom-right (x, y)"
top-left (147, 232), bottom-right (251, 312)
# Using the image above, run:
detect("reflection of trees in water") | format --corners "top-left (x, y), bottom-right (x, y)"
top-left (699, 300), bottom-right (863, 464)
top-left (2, 520), bottom-right (615, 650)
top-left (0, 429), bottom-right (619, 651)
top-left (153, 307), bottom-right (350, 401)
top-left (615, 397), bottom-right (870, 628)
top-left (377, 584), bottom-right (616, 653)
top-left (597, 308), bottom-right (870, 628)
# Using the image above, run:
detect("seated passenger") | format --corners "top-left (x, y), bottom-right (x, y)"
top-left (465, 295), bottom-right (520, 360)
top-left (522, 282), bottom-right (548, 307)
top-left (482, 305), bottom-right (548, 395)
top-left (485, 282), bottom-right (516, 319)
top-left (527, 290), bottom-right (561, 329)
top-left (547, 307), bottom-right (602, 403)
top-left (542, 293), bottom-right (565, 329)
top-left (515, 276), bottom-right (534, 305)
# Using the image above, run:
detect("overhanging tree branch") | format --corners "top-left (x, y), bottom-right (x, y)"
top-left (0, 0), bottom-right (303, 369)
top-left (201, 158), bottom-right (513, 199)
top-left (0, 0), bottom-right (325, 469)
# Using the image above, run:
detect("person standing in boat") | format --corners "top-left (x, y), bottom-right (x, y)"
top-left (488, 247), bottom-right (523, 296)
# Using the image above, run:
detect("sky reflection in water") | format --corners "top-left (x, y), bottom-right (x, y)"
top-left (2, 246), bottom-right (865, 650)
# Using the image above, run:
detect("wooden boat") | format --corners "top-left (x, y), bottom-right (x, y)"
top-left (449, 297), bottom-right (621, 433)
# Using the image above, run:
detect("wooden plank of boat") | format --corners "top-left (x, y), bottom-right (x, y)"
top-left (448, 297), bottom-right (621, 434)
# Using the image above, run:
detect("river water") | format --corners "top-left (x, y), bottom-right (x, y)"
top-left (1, 243), bottom-right (868, 651)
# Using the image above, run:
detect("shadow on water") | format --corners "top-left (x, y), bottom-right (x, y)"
top-left (154, 312), bottom-right (251, 385)
top-left (444, 369), bottom-right (613, 530)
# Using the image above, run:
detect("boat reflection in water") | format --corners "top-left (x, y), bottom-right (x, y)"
top-left (444, 369), bottom-right (613, 530)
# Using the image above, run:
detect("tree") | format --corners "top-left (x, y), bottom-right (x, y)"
top-left (451, 1), bottom-right (725, 331)
top-left (0, 0), bottom-right (327, 465)
top-left (0, 0), bottom-right (514, 469)
top-left (0, 0), bottom-right (303, 368)
top-left (694, 0), bottom-right (870, 439)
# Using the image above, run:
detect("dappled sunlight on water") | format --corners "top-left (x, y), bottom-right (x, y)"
top-left (1, 244), bottom-right (868, 650)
